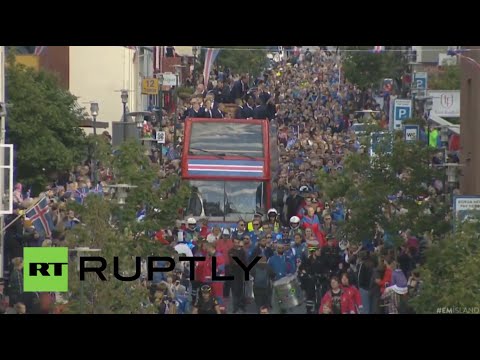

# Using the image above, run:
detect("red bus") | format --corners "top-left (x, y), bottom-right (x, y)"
top-left (182, 118), bottom-right (278, 227)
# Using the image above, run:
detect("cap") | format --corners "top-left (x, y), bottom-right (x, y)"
top-left (201, 284), bottom-right (212, 293)
top-left (299, 185), bottom-right (310, 193)
top-left (187, 218), bottom-right (197, 225)
top-left (222, 228), bottom-right (230, 236)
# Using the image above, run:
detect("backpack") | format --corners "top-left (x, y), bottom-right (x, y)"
top-left (254, 267), bottom-right (270, 289)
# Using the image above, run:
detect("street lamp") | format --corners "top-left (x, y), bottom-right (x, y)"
top-left (173, 65), bottom-right (186, 148)
top-left (89, 102), bottom-right (99, 183)
top-left (105, 184), bottom-right (138, 206)
top-left (192, 46), bottom-right (199, 87)
top-left (121, 90), bottom-right (129, 142)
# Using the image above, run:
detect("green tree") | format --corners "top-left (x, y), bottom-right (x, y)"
top-left (63, 141), bottom-right (191, 313)
top-left (428, 65), bottom-right (460, 90)
top-left (341, 46), bottom-right (408, 91)
top-left (411, 221), bottom-right (480, 313)
top-left (110, 140), bottom-right (190, 250)
top-left (6, 55), bottom-right (87, 192)
top-left (318, 125), bottom-right (450, 247)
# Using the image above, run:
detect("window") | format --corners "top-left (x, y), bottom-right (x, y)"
top-left (189, 122), bottom-right (264, 157)
top-left (187, 180), bottom-right (266, 219)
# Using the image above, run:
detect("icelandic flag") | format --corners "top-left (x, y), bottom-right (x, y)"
top-left (34, 46), bottom-right (47, 56)
top-left (136, 208), bottom-right (146, 222)
top-left (74, 187), bottom-right (89, 205)
top-left (26, 197), bottom-right (55, 238)
top-left (373, 46), bottom-right (385, 53)
top-left (203, 48), bottom-right (220, 88)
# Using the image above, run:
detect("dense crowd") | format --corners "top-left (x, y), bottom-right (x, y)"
top-left (1, 47), bottom-right (447, 314)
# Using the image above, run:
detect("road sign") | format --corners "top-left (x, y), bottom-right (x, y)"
top-left (404, 125), bottom-right (419, 142)
top-left (393, 99), bottom-right (412, 130)
top-left (453, 195), bottom-right (480, 230)
top-left (413, 72), bottom-right (428, 90)
top-left (156, 131), bottom-right (166, 144)
top-left (161, 73), bottom-right (177, 87)
top-left (142, 78), bottom-right (159, 95)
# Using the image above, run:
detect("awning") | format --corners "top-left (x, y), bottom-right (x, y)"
top-left (429, 111), bottom-right (460, 135)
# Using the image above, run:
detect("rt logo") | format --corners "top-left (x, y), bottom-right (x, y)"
top-left (23, 248), bottom-right (69, 292)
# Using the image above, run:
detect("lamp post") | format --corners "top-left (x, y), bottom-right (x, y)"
top-left (157, 74), bottom-right (164, 166)
top-left (173, 65), bottom-right (186, 148)
top-left (192, 46), bottom-right (199, 87)
top-left (121, 90), bottom-right (129, 142)
top-left (89, 102), bottom-right (99, 183)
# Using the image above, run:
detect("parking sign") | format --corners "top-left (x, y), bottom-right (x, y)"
top-left (393, 99), bottom-right (412, 130)
top-left (413, 72), bottom-right (428, 91)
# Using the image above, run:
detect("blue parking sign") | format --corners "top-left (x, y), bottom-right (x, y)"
top-left (393, 99), bottom-right (412, 130)
top-left (413, 72), bottom-right (428, 90)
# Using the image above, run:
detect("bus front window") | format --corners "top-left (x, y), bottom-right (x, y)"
top-left (187, 181), bottom-right (265, 220)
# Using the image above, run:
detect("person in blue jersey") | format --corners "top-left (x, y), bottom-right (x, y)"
top-left (232, 220), bottom-right (248, 241)
top-left (248, 218), bottom-right (265, 246)
top-left (250, 235), bottom-right (274, 262)
top-left (291, 232), bottom-right (308, 264)
top-left (268, 239), bottom-right (296, 281)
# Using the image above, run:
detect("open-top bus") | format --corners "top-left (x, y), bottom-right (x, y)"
top-left (182, 118), bottom-right (278, 229)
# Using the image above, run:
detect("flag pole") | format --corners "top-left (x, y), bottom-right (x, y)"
top-left (1, 196), bottom-right (46, 234)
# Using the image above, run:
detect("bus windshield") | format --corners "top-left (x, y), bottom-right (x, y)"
top-left (187, 180), bottom-right (266, 219)
top-left (189, 122), bottom-right (264, 157)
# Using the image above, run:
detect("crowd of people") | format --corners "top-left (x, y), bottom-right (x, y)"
top-left (1, 47), bottom-right (446, 315)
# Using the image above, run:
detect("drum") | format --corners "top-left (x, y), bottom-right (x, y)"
top-left (273, 275), bottom-right (304, 310)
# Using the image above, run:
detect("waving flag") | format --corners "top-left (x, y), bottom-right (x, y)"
top-left (203, 48), bottom-right (220, 87)
top-left (153, 46), bottom-right (164, 74)
top-left (74, 187), bottom-right (89, 205)
top-left (26, 197), bottom-right (55, 238)
top-left (34, 46), bottom-right (47, 55)
top-left (136, 208), bottom-right (146, 222)
top-left (373, 46), bottom-right (385, 53)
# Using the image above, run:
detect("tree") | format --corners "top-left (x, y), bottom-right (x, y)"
top-left (61, 140), bottom-right (191, 313)
top-left (65, 195), bottom-right (153, 314)
top-left (318, 124), bottom-right (450, 247)
top-left (6, 54), bottom-right (87, 193)
top-left (341, 46), bottom-right (408, 91)
top-left (110, 140), bottom-right (190, 248)
top-left (428, 65), bottom-right (460, 90)
top-left (410, 220), bottom-right (480, 313)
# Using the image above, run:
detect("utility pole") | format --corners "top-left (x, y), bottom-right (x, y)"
top-left (157, 74), bottom-right (163, 166)
top-left (0, 46), bottom-right (6, 278)
top-left (459, 46), bottom-right (480, 195)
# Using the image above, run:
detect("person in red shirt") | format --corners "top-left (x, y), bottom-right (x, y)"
top-left (199, 242), bottom-right (226, 306)
top-left (340, 273), bottom-right (362, 314)
top-left (319, 276), bottom-right (356, 314)
top-left (378, 257), bottom-right (394, 295)
top-left (216, 229), bottom-right (234, 298)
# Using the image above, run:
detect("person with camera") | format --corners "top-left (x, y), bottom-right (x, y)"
top-left (299, 240), bottom-right (328, 314)
top-left (192, 285), bottom-right (222, 314)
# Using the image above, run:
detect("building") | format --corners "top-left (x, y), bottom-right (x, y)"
top-left (459, 46), bottom-right (480, 195)
top-left (37, 46), bottom-right (143, 135)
